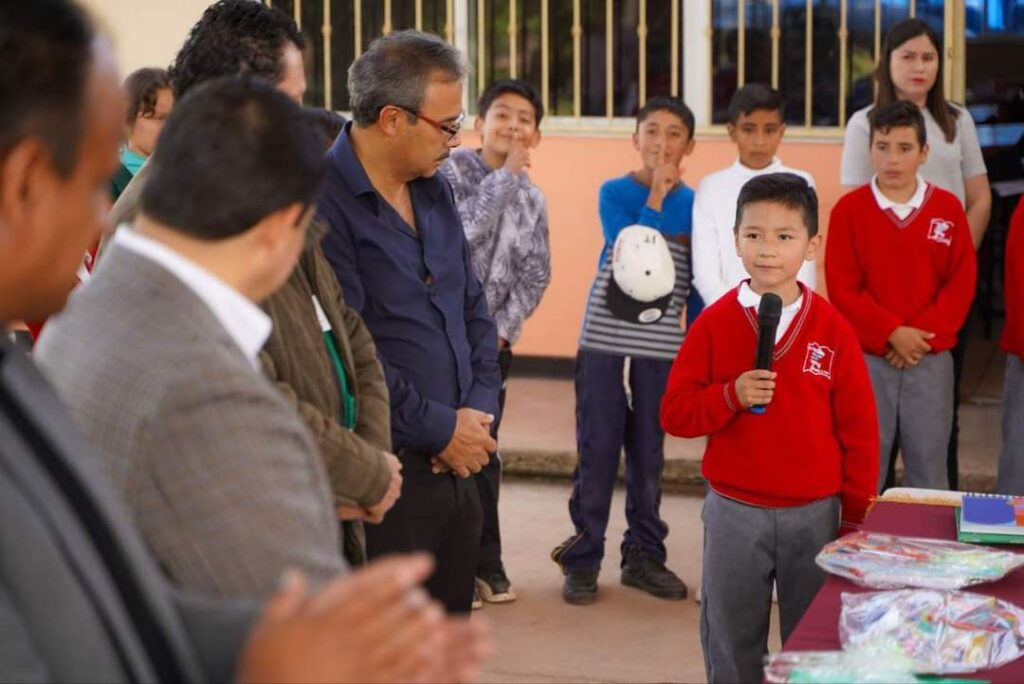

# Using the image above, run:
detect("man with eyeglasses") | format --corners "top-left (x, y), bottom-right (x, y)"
top-left (319, 30), bottom-right (501, 614)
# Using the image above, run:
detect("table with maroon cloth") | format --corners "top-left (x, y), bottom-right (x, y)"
top-left (783, 500), bottom-right (1024, 682)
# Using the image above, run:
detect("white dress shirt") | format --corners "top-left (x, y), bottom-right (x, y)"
top-left (870, 174), bottom-right (927, 221)
top-left (113, 226), bottom-right (272, 369)
top-left (737, 281), bottom-right (804, 343)
top-left (692, 157), bottom-right (817, 306)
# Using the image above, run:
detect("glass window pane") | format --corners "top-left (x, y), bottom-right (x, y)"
top-left (845, 0), bottom-right (875, 120)
top-left (779, 0), bottom-right (807, 125)
top-left (548, 1), bottom-right (575, 116)
top-left (644, 0), bottom-right (684, 102)
top-left (916, 0), bottom-right (946, 39)
top-left (391, 0), bottom-right (416, 30)
top-left (812, 0), bottom-right (841, 126)
top-left (422, 0), bottom-right (449, 36)
top-left (514, 0), bottom-right (544, 98)
top-left (490, 1), bottom-right (512, 85)
top-left (612, 0), bottom-right (640, 115)
top-left (329, 0), bottom-right (355, 110)
top-left (302, 0), bottom-right (326, 107)
top-left (361, 1), bottom-right (386, 48)
top-left (711, 0), bottom-right (740, 123)
top-left (579, 0), bottom-right (609, 116)
top-left (745, 0), bottom-right (772, 88)
top-left (881, 0), bottom-right (911, 30)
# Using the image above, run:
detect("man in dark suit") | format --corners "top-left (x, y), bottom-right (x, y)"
top-left (0, 1), bottom-right (488, 681)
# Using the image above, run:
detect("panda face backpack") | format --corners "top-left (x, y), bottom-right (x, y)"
top-left (605, 225), bottom-right (676, 325)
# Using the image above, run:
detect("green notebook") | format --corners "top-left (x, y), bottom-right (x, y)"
top-left (955, 507), bottom-right (1024, 545)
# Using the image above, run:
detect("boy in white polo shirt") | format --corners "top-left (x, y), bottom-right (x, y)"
top-left (692, 84), bottom-right (817, 306)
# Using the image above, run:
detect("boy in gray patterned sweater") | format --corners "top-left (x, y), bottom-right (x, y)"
top-left (441, 80), bottom-right (551, 608)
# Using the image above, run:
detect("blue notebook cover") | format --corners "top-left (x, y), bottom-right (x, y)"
top-left (960, 494), bottom-right (1024, 536)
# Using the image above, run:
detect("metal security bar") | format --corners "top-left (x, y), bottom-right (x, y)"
top-left (322, 0), bottom-right (332, 111)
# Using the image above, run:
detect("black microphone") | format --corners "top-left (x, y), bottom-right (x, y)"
top-left (751, 293), bottom-right (783, 415)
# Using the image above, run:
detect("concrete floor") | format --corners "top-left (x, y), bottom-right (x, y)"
top-left (475, 480), bottom-right (781, 684)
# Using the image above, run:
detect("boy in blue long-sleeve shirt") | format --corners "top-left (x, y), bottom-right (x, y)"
top-left (551, 97), bottom-right (700, 605)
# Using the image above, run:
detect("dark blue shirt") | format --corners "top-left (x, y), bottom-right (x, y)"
top-left (319, 125), bottom-right (501, 456)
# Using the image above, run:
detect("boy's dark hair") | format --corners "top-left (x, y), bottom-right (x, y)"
top-left (636, 96), bottom-right (695, 138)
top-left (868, 100), bottom-right (927, 147)
top-left (303, 107), bottom-right (347, 148)
top-left (141, 77), bottom-right (326, 241)
top-left (0, 0), bottom-right (93, 178)
top-left (168, 0), bottom-right (306, 100)
top-left (734, 173), bottom-right (819, 238)
top-left (727, 83), bottom-right (785, 124)
top-left (124, 67), bottom-right (170, 127)
top-left (875, 19), bottom-right (958, 143)
top-left (478, 79), bottom-right (544, 125)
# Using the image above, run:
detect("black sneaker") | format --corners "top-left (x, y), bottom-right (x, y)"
top-left (471, 585), bottom-right (483, 610)
top-left (476, 570), bottom-right (517, 603)
top-left (620, 545), bottom-right (687, 600)
top-left (562, 569), bottom-right (599, 605)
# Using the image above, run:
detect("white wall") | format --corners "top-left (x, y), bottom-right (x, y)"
top-left (81, 0), bottom-right (214, 76)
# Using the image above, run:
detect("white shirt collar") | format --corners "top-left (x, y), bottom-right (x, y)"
top-left (870, 174), bottom-right (927, 220)
top-left (737, 281), bottom-right (804, 343)
top-left (732, 157), bottom-right (785, 179)
top-left (113, 226), bottom-right (272, 369)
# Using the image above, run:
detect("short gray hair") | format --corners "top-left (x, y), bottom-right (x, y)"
top-left (348, 30), bottom-right (467, 126)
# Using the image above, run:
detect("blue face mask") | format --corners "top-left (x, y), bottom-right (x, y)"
top-left (120, 147), bottom-right (147, 176)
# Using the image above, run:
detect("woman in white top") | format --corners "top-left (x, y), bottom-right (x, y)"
top-left (840, 18), bottom-right (990, 246)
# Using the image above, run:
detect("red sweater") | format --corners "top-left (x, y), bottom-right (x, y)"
top-left (660, 287), bottom-right (879, 527)
top-left (1003, 200), bottom-right (1024, 359)
top-left (825, 183), bottom-right (976, 356)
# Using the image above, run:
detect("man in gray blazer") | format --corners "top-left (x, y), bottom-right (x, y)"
top-left (37, 76), bottom-right (346, 597)
top-left (1, 2), bottom-right (488, 681)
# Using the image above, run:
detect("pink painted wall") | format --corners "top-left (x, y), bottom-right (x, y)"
top-left (459, 131), bottom-right (847, 358)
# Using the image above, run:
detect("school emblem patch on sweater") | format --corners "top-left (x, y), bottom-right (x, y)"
top-left (927, 218), bottom-right (954, 246)
top-left (803, 342), bottom-right (835, 379)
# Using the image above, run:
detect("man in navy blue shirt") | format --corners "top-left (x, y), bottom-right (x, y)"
top-left (318, 30), bottom-right (501, 614)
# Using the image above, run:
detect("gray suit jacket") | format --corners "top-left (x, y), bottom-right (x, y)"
top-left (36, 243), bottom-right (346, 599)
top-left (0, 336), bottom-right (254, 682)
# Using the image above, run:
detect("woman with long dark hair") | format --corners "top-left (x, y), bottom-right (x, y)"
top-left (841, 18), bottom-right (990, 243)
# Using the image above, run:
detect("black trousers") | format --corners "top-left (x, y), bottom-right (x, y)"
top-left (364, 449), bottom-right (483, 614)
top-left (475, 347), bottom-right (512, 576)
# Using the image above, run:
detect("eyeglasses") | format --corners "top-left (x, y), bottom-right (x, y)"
top-left (395, 106), bottom-right (465, 142)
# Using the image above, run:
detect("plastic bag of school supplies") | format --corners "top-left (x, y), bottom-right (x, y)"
top-left (816, 531), bottom-right (1024, 590)
top-left (840, 589), bottom-right (1024, 673)
top-left (764, 645), bottom-right (918, 683)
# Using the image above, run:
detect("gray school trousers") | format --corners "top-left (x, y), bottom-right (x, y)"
top-left (997, 355), bottom-right (1024, 494)
top-left (700, 488), bottom-right (839, 684)
top-left (866, 352), bottom-right (953, 492)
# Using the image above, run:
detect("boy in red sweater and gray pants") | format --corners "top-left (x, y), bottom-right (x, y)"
top-left (826, 101), bottom-right (976, 492)
top-left (661, 173), bottom-right (878, 683)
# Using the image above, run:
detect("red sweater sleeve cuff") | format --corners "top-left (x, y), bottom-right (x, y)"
top-left (866, 317), bottom-right (902, 357)
top-left (840, 494), bottom-right (871, 529)
top-left (723, 381), bottom-right (741, 413)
